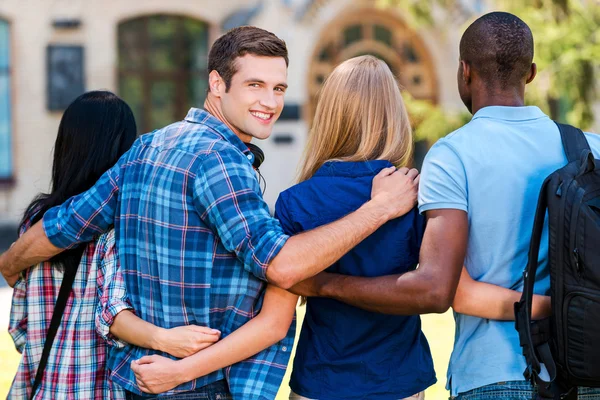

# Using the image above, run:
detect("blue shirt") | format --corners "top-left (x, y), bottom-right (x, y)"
top-left (418, 106), bottom-right (600, 396)
top-left (276, 160), bottom-right (436, 400)
top-left (42, 108), bottom-right (295, 399)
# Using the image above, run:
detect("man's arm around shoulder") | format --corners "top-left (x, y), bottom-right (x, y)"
top-left (266, 167), bottom-right (421, 289)
top-left (0, 159), bottom-right (123, 285)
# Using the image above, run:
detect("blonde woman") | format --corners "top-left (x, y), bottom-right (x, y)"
top-left (275, 55), bottom-right (434, 400)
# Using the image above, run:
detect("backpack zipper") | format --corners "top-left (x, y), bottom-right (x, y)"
top-left (573, 248), bottom-right (582, 276)
top-left (570, 186), bottom-right (585, 278)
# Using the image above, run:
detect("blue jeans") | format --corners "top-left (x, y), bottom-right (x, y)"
top-left (125, 380), bottom-right (232, 400)
top-left (452, 380), bottom-right (600, 400)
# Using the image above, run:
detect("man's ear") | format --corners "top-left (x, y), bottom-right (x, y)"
top-left (208, 70), bottom-right (225, 97)
top-left (460, 60), bottom-right (471, 85)
top-left (526, 63), bottom-right (537, 84)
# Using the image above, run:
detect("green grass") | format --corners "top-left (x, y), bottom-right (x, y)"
top-left (0, 308), bottom-right (455, 400)
top-left (1, 330), bottom-right (20, 398)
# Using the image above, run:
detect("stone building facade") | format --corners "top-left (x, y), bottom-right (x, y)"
top-left (0, 0), bottom-right (564, 227)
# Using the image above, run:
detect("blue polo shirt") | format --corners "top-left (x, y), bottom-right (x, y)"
top-left (275, 160), bottom-right (436, 400)
top-left (418, 106), bottom-right (600, 396)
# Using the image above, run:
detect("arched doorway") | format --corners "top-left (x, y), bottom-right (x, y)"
top-left (118, 15), bottom-right (209, 133)
top-left (307, 9), bottom-right (438, 122)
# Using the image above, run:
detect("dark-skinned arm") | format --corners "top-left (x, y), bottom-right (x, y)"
top-left (291, 209), bottom-right (468, 314)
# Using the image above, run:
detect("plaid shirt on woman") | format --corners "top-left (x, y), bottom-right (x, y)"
top-left (9, 229), bottom-right (131, 400)
top-left (41, 108), bottom-right (294, 399)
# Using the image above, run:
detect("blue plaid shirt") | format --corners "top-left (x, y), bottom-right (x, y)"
top-left (42, 108), bottom-right (294, 399)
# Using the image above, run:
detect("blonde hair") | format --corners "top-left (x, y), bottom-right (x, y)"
top-left (298, 55), bottom-right (413, 182)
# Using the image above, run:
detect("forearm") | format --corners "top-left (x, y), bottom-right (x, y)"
top-left (176, 316), bottom-right (281, 382)
top-left (453, 279), bottom-right (519, 320)
top-left (174, 287), bottom-right (296, 383)
top-left (110, 310), bottom-right (164, 351)
top-left (267, 200), bottom-right (389, 289)
top-left (0, 222), bottom-right (63, 277)
top-left (453, 276), bottom-right (551, 320)
top-left (318, 269), bottom-right (446, 315)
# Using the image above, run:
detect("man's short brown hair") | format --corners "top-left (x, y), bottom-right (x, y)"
top-left (208, 26), bottom-right (288, 91)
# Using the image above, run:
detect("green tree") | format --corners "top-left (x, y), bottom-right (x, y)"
top-left (384, 0), bottom-right (600, 130)
top-left (403, 93), bottom-right (471, 142)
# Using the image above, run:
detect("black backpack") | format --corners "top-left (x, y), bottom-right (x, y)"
top-left (515, 123), bottom-right (600, 399)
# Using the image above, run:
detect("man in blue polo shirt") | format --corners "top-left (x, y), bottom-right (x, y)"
top-left (289, 11), bottom-right (600, 400)
top-left (419, 12), bottom-right (600, 399)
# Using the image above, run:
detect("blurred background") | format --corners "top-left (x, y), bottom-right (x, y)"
top-left (0, 0), bottom-right (598, 398)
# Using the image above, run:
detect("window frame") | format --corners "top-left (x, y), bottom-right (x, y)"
top-left (117, 15), bottom-right (209, 133)
top-left (0, 17), bottom-right (13, 186)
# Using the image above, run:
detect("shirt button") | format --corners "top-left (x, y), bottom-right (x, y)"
top-left (247, 154), bottom-right (253, 160)
top-left (282, 346), bottom-right (288, 352)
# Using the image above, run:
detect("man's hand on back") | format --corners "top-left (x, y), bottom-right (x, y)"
top-left (370, 167), bottom-right (419, 220)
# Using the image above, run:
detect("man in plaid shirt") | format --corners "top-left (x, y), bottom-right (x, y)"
top-left (1, 27), bottom-right (419, 399)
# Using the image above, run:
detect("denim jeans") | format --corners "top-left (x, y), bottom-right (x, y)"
top-left (125, 380), bottom-right (232, 400)
top-left (452, 380), bottom-right (600, 400)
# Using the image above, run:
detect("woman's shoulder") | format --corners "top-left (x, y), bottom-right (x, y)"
top-left (275, 178), bottom-right (323, 217)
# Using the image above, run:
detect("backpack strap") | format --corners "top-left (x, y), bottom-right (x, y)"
top-left (555, 122), bottom-right (591, 163)
top-left (29, 263), bottom-right (79, 400)
top-left (515, 176), bottom-right (557, 397)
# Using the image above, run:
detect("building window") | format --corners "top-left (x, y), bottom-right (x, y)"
top-left (118, 15), bottom-right (209, 133)
top-left (308, 10), bottom-right (438, 121)
top-left (374, 24), bottom-right (393, 47)
top-left (343, 25), bottom-right (363, 46)
top-left (0, 19), bottom-right (12, 182)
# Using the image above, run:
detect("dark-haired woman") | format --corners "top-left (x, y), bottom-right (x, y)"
top-left (8, 91), bottom-right (219, 400)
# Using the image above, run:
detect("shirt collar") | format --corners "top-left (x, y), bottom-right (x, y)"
top-left (472, 105), bottom-right (547, 122)
top-left (184, 108), bottom-right (255, 165)
top-left (314, 160), bottom-right (394, 177)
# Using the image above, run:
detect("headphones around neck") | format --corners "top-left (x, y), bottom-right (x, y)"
top-left (246, 142), bottom-right (267, 194)
top-left (246, 142), bottom-right (265, 170)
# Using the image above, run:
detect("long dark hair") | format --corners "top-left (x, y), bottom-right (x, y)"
top-left (19, 91), bottom-right (137, 272)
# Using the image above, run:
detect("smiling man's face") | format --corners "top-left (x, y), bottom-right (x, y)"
top-left (219, 54), bottom-right (288, 142)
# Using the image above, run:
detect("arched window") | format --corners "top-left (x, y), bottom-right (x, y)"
top-left (308, 10), bottom-right (438, 121)
top-left (0, 18), bottom-right (12, 182)
top-left (118, 15), bottom-right (209, 133)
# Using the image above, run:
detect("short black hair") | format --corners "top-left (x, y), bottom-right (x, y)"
top-left (208, 26), bottom-right (288, 91)
top-left (460, 12), bottom-right (534, 88)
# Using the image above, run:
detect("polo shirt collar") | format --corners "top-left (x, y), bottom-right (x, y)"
top-left (472, 105), bottom-right (546, 122)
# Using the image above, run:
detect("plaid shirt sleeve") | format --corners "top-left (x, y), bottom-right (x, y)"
top-left (193, 149), bottom-right (289, 281)
top-left (8, 276), bottom-right (28, 353)
top-left (95, 231), bottom-right (133, 348)
top-left (42, 154), bottom-right (125, 249)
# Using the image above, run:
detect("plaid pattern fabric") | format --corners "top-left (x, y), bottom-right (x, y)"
top-left (42, 108), bottom-right (293, 399)
top-left (8, 229), bottom-right (131, 400)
